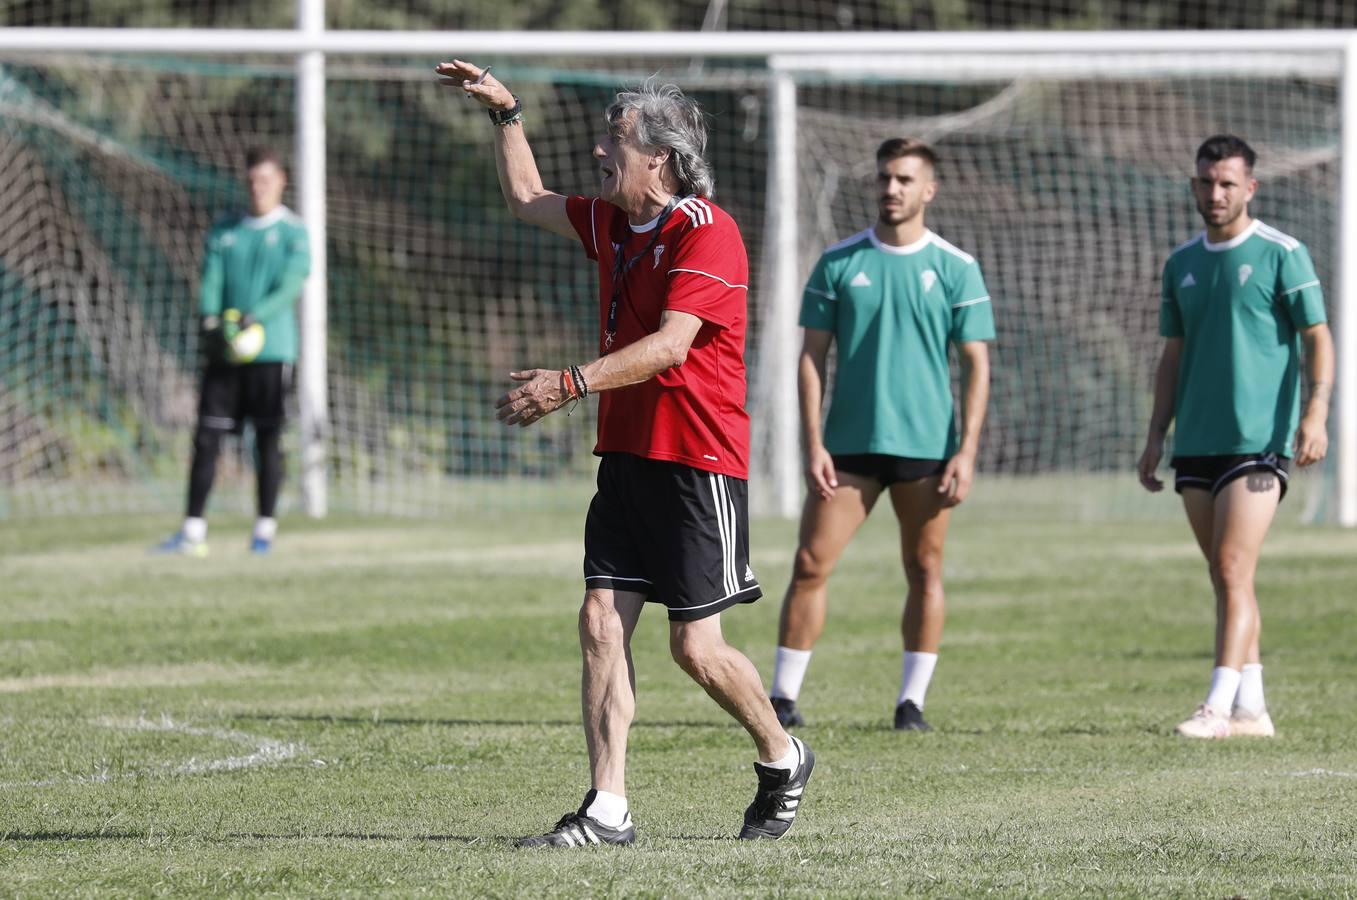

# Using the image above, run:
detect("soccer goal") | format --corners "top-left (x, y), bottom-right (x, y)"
top-left (0, 23), bottom-right (1352, 525)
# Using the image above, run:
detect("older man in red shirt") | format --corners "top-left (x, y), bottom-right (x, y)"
top-left (437, 60), bottom-right (814, 848)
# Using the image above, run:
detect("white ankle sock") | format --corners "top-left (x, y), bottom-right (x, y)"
top-left (1205, 666), bottom-right (1242, 714)
top-left (1235, 663), bottom-right (1266, 714)
top-left (182, 517), bottom-right (207, 544)
top-left (770, 647), bottom-right (812, 701)
top-left (253, 517), bottom-right (278, 541)
top-left (897, 651), bottom-right (939, 708)
top-left (585, 789), bottom-right (628, 828)
top-left (761, 735), bottom-right (800, 772)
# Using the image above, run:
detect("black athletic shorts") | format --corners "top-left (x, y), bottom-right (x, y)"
top-left (1172, 452), bottom-right (1291, 501)
top-left (584, 452), bottom-right (762, 622)
top-left (198, 362), bottom-right (290, 435)
top-left (831, 453), bottom-right (947, 486)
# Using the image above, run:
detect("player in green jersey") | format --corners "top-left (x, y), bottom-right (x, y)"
top-left (154, 146), bottom-right (311, 557)
top-left (768, 138), bottom-right (995, 732)
top-left (1139, 135), bottom-right (1333, 739)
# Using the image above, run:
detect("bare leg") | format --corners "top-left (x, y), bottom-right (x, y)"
top-left (888, 477), bottom-right (952, 653)
top-left (672, 613), bottom-right (790, 762)
top-left (1180, 488), bottom-right (1218, 654)
top-left (1210, 473), bottom-right (1281, 670)
top-left (777, 472), bottom-right (882, 650)
top-left (579, 588), bottom-right (646, 796)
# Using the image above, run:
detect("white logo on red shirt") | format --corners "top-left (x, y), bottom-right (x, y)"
top-left (653, 243), bottom-right (666, 269)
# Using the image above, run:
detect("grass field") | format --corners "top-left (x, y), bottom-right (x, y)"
top-left (3, 507), bottom-right (1356, 897)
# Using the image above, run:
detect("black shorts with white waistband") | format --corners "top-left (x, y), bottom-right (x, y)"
top-left (1172, 452), bottom-right (1291, 501)
top-left (831, 453), bottom-right (948, 487)
top-left (583, 452), bottom-right (762, 622)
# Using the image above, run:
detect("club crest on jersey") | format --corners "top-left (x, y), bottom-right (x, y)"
top-left (1238, 264), bottom-right (1253, 286)
top-left (920, 270), bottom-right (938, 293)
top-left (266, 230), bottom-right (279, 245)
top-left (1180, 272), bottom-right (1196, 288)
top-left (653, 243), bottom-right (665, 269)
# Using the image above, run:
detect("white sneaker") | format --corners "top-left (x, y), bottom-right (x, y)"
top-left (1230, 707), bottom-right (1276, 738)
top-left (1174, 703), bottom-right (1231, 739)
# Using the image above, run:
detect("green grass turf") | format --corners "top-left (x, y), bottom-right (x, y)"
top-left (2, 508), bottom-right (1356, 897)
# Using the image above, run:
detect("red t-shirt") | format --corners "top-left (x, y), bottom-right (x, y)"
top-left (566, 195), bottom-right (751, 479)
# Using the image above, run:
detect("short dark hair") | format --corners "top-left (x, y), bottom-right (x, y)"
top-left (876, 137), bottom-right (937, 169)
top-left (244, 145), bottom-right (285, 171)
top-left (1196, 134), bottom-right (1256, 172)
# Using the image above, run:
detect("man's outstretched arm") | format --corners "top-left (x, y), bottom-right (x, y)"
top-left (436, 59), bottom-right (573, 239)
top-left (495, 311), bottom-right (704, 427)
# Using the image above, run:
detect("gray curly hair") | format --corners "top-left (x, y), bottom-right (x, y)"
top-left (606, 81), bottom-right (715, 199)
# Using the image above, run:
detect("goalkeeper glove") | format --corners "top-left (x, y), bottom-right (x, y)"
top-left (201, 314), bottom-right (229, 364)
top-left (222, 309), bottom-right (265, 364)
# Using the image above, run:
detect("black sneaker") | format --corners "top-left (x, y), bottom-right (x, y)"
top-left (894, 699), bottom-right (932, 732)
top-left (738, 736), bottom-right (814, 840)
top-left (515, 791), bottom-right (635, 848)
top-left (770, 696), bottom-right (805, 728)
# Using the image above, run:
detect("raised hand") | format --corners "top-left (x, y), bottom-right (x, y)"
top-left (434, 59), bottom-right (515, 111)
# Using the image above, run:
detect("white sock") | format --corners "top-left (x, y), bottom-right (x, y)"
top-left (1205, 666), bottom-right (1242, 714)
top-left (1235, 663), bottom-right (1266, 715)
top-left (182, 517), bottom-right (207, 544)
top-left (761, 735), bottom-right (800, 772)
top-left (253, 517), bottom-right (278, 541)
top-left (585, 789), bottom-right (628, 828)
top-left (897, 651), bottom-right (939, 709)
top-left (770, 647), bottom-right (812, 701)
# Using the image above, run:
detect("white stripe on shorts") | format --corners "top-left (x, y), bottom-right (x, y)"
top-left (708, 474), bottom-right (735, 595)
top-left (718, 475), bottom-right (739, 595)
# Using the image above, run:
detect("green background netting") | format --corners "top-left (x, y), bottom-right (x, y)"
top-left (0, 45), bottom-right (1342, 520)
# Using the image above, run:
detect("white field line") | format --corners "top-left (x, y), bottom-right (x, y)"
top-left (0, 714), bottom-right (302, 790)
top-left (0, 663), bottom-right (269, 694)
top-left (912, 764), bottom-right (1357, 779)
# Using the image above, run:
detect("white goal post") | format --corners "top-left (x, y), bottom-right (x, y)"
top-left (0, 24), bottom-right (1353, 526)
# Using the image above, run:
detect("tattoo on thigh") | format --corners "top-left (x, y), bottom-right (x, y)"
top-left (1245, 471), bottom-right (1277, 493)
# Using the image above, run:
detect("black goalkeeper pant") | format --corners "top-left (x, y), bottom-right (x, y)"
top-left (187, 362), bottom-right (289, 518)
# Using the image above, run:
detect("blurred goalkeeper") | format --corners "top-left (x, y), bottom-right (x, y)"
top-left (154, 146), bottom-right (310, 557)
top-left (437, 60), bottom-right (812, 848)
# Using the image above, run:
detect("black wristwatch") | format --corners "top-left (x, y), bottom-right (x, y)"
top-left (488, 95), bottom-right (522, 126)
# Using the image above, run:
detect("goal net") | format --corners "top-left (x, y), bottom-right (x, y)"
top-left (0, 44), bottom-right (1345, 522)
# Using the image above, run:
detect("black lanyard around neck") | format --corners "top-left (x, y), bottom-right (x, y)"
top-left (604, 195), bottom-right (681, 352)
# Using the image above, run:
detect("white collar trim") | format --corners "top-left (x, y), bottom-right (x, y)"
top-left (869, 228), bottom-right (933, 256)
top-left (242, 206), bottom-right (289, 229)
top-left (1202, 220), bottom-right (1259, 252)
top-left (629, 195), bottom-right (692, 233)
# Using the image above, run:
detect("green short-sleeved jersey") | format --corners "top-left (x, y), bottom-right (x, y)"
top-left (800, 228), bottom-right (996, 459)
top-left (199, 206), bottom-right (311, 363)
top-left (1159, 220), bottom-right (1327, 457)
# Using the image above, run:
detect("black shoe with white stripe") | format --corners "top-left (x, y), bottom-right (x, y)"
top-left (514, 791), bottom-right (635, 849)
top-left (738, 736), bottom-right (814, 840)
